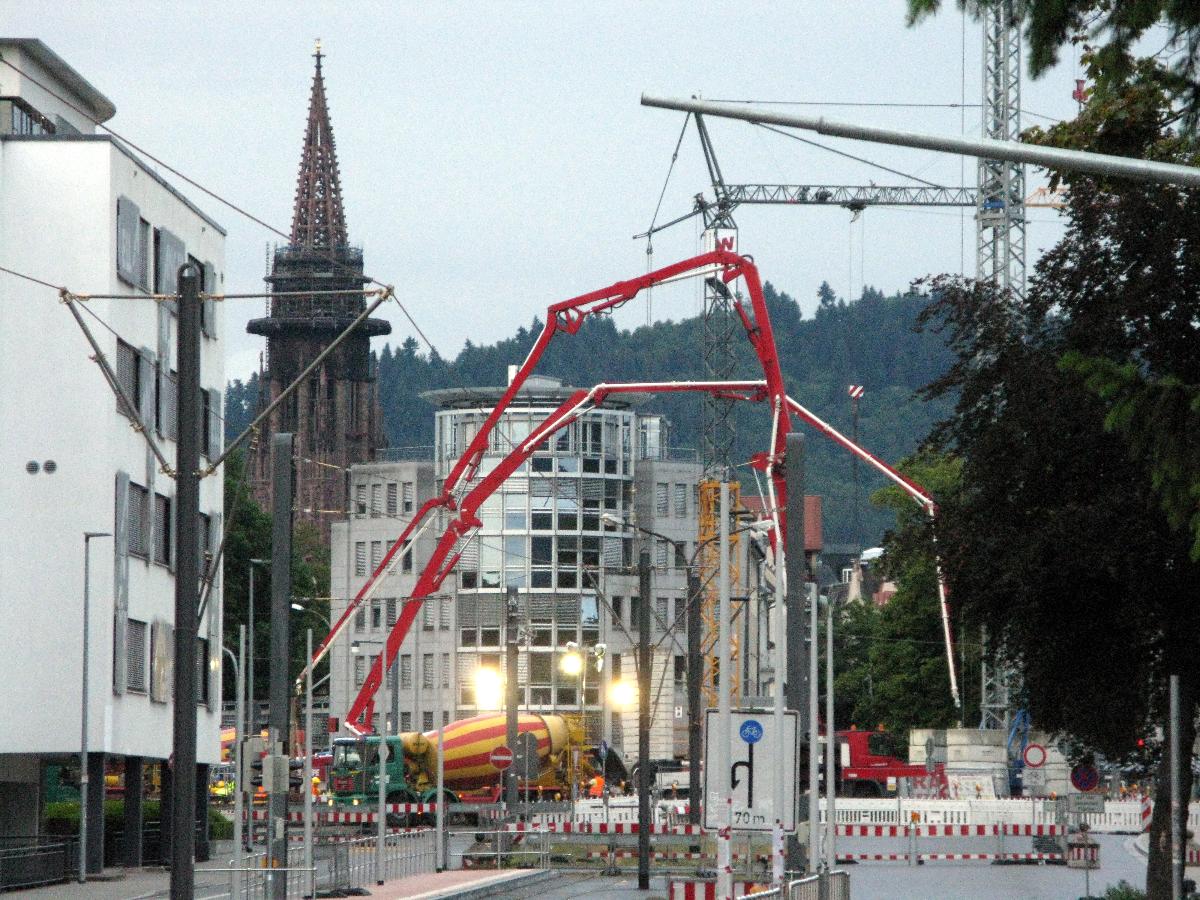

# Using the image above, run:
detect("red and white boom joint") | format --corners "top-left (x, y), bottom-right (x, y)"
top-left (297, 250), bottom-right (959, 732)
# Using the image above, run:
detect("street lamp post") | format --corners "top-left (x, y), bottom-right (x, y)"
top-left (223, 628), bottom-right (245, 900)
top-left (248, 558), bottom-right (267, 735)
top-left (351, 638), bottom-right (388, 884)
top-left (79, 530), bottom-right (110, 883)
top-left (600, 511), bottom-right (771, 831)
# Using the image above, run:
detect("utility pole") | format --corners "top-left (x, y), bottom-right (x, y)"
top-left (1170, 674), bottom-right (1183, 900)
top-left (686, 562), bottom-right (703, 826)
top-left (637, 549), bottom-right (652, 891)
top-left (505, 586), bottom-right (520, 811)
top-left (169, 263), bottom-right (202, 900)
top-left (268, 432), bottom-right (294, 899)
top-left (784, 433), bottom-right (807, 874)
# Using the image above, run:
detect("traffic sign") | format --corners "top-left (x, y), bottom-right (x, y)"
top-left (1023, 743), bottom-right (1047, 769)
top-left (1069, 792), bottom-right (1105, 813)
top-left (1070, 763), bottom-right (1100, 792)
top-left (489, 746), bottom-right (513, 770)
top-left (704, 709), bottom-right (798, 833)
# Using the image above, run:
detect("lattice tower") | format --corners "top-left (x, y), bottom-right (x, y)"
top-left (698, 479), bottom-right (741, 706)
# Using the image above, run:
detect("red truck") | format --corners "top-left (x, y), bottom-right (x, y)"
top-left (835, 728), bottom-right (945, 797)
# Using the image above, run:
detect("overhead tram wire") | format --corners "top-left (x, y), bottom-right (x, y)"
top-left (753, 122), bottom-right (947, 189)
top-left (0, 53), bottom-right (440, 360)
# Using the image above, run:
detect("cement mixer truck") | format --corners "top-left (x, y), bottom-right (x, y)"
top-left (328, 712), bottom-right (610, 814)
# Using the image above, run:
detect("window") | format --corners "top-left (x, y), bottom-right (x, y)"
top-left (674, 484), bottom-right (687, 518)
top-left (401, 540), bottom-right (413, 574)
top-left (401, 711), bottom-right (412, 732)
top-left (354, 542), bottom-right (366, 577)
top-left (674, 597), bottom-right (687, 632)
top-left (127, 482), bottom-right (149, 558)
top-left (443, 711), bottom-right (450, 727)
top-left (355, 484), bottom-right (367, 516)
top-left (386, 597), bottom-right (397, 627)
top-left (655, 483), bottom-right (668, 516)
top-left (370, 484), bottom-right (381, 517)
top-left (441, 653), bottom-right (450, 689)
top-left (156, 368), bottom-right (178, 440)
top-left (354, 655), bottom-right (365, 687)
top-left (126, 619), bottom-right (148, 693)
top-left (480, 627), bottom-right (500, 647)
top-left (675, 655), bottom-right (686, 683)
top-left (423, 711), bottom-right (434, 731)
top-left (402, 482), bottom-right (415, 514)
top-left (611, 596), bottom-right (623, 625)
top-left (153, 494), bottom-right (171, 565)
top-left (530, 653), bottom-right (552, 684)
top-left (460, 627), bottom-right (477, 648)
top-left (423, 653), bottom-right (434, 689)
top-left (370, 599), bottom-right (381, 630)
top-left (370, 541), bottom-right (383, 573)
top-left (656, 597), bottom-right (669, 633)
top-left (656, 539), bottom-right (668, 570)
top-left (115, 340), bottom-right (140, 419)
top-left (386, 483), bottom-right (398, 516)
top-left (612, 654), bottom-right (622, 679)
top-left (200, 389), bottom-right (212, 458)
top-left (629, 596), bottom-right (640, 628)
top-left (400, 654), bottom-right (413, 689)
top-left (354, 606), bottom-right (365, 630)
top-left (196, 638), bottom-right (210, 704)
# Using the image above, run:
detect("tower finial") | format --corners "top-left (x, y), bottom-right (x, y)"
top-left (290, 44), bottom-right (347, 249)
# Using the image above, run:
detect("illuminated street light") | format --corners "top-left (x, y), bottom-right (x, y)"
top-left (559, 641), bottom-right (583, 677)
top-left (609, 679), bottom-right (638, 710)
top-left (474, 666), bottom-right (503, 711)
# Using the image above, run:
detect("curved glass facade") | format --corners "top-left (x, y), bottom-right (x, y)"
top-left (435, 396), bottom-right (640, 721)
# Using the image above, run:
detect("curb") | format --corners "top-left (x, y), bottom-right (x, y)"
top-left (404, 868), bottom-right (558, 900)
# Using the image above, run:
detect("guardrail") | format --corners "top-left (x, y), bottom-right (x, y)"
top-left (0, 836), bottom-right (78, 890)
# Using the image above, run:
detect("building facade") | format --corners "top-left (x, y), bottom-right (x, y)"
top-left (247, 48), bottom-right (389, 540)
top-left (0, 39), bottom-right (225, 860)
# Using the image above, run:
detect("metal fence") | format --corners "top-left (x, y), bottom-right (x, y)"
top-left (0, 836), bottom-right (78, 890)
top-left (737, 871), bottom-right (851, 900)
top-left (226, 830), bottom-right (436, 898)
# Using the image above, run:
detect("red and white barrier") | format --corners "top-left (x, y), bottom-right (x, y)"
top-left (920, 852), bottom-right (1063, 862)
top-left (503, 822), bottom-right (702, 836)
top-left (1142, 795), bottom-right (1153, 832)
top-left (667, 880), bottom-right (765, 899)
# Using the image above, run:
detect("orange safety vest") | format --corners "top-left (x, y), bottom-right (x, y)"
top-left (588, 776), bottom-right (604, 798)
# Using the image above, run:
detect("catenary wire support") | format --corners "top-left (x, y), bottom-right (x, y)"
top-left (60, 290), bottom-right (175, 477)
top-left (206, 286), bottom-right (394, 475)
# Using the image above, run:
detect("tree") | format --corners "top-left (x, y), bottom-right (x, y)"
top-left (221, 451), bottom-right (331, 707)
top-left (906, 1), bottom-right (1200, 124)
top-left (834, 451), bottom-right (973, 740)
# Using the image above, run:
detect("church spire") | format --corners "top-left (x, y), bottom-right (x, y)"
top-left (290, 41), bottom-right (348, 249)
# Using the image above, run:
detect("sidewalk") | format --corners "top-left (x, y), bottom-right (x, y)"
top-left (370, 867), bottom-right (553, 900)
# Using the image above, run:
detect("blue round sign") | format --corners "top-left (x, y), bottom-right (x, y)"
top-left (1070, 763), bottom-right (1100, 793)
top-left (739, 720), bottom-right (764, 744)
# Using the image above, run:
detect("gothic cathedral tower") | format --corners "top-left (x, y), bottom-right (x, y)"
top-left (247, 46), bottom-right (390, 540)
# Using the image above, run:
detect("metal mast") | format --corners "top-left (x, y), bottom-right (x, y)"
top-left (976, 2), bottom-right (1026, 301)
top-left (978, 4), bottom-right (1023, 731)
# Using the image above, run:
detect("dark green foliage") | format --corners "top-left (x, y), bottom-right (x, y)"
top-left (906, 1), bottom-right (1200, 125)
top-left (43, 799), bottom-right (230, 840)
top-left (833, 451), bottom-right (976, 739)
top-left (226, 284), bottom-right (953, 547)
top-left (221, 451), bottom-right (330, 703)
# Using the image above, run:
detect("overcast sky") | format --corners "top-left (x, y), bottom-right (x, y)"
top-left (10, 2), bottom-right (1086, 380)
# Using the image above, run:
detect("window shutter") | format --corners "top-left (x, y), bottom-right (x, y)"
top-left (138, 348), bottom-right (155, 428)
top-left (116, 196), bottom-right (140, 285)
top-left (206, 512), bottom-right (222, 711)
top-left (201, 261), bottom-right (217, 339)
top-left (655, 483), bottom-right (668, 516)
top-left (112, 472), bottom-right (131, 694)
top-left (156, 230), bottom-right (185, 295)
top-left (207, 388), bottom-right (222, 459)
top-left (126, 620), bottom-right (147, 692)
top-left (386, 483), bottom-right (398, 516)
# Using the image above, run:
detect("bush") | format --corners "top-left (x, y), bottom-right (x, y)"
top-left (1101, 882), bottom-right (1146, 900)
top-left (44, 798), bottom-right (226, 840)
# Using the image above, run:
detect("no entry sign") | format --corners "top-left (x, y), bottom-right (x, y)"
top-left (1022, 743), bottom-right (1047, 769)
top-left (489, 746), bottom-right (514, 770)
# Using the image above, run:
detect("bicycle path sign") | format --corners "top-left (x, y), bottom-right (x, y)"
top-left (704, 708), bottom-right (798, 833)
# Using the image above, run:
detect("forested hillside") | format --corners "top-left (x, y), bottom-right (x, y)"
top-left (225, 282), bottom-right (953, 545)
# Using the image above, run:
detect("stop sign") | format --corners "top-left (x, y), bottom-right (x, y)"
top-left (489, 746), bottom-right (514, 770)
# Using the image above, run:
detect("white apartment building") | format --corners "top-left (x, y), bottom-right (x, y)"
top-left (0, 40), bottom-right (225, 864)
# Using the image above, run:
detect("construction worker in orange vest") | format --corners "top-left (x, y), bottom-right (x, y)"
top-left (588, 773), bottom-right (605, 798)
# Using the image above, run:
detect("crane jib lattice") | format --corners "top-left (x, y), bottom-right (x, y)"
top-left (296, 250), bottom-right (957, 732)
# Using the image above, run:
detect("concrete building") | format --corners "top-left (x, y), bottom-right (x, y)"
top-left (328, 376), bottom-right (706, 766)
top-left (0, 39), bottom-right (225, 867)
